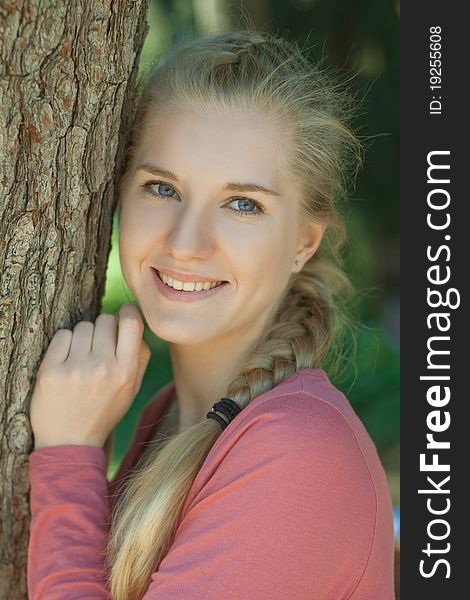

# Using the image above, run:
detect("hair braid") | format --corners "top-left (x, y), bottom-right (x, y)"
top-left (226, 247), bottom-right (352, 406)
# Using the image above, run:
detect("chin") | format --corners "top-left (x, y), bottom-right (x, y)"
top-left (145, 316), bottom-right (217, 346)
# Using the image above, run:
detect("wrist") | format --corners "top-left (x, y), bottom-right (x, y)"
top-left (33, 439), bottom-right (104, 451)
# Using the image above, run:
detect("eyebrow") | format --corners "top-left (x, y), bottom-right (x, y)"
top-left (137, 163), bottom-right (281, 197)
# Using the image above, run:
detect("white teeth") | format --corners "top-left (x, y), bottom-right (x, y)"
top-left (159, 271), bottom-right (223, 292)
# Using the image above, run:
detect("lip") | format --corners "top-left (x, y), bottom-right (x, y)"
top-left (151, 268), bottom-right (230, 302)
top-left (155, 266), bottom-right (227, 283)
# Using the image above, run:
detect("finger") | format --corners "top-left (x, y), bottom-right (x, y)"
top-left (115, 304), bottom-right (145, 371)
top-left (68, 321), bottom-right (94, 358)
top-left (40, 329), bottom-right (73, 368)
top-left (133, 340), bottom-right (152, 396)
top-left (92, 313), bottom-right (118, 358)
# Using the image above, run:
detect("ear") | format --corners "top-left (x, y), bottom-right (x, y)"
top-left (293, 222), bottom-right (327, 272)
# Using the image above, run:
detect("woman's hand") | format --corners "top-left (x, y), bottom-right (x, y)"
top-left (30, 304), bottom-right (151, 451)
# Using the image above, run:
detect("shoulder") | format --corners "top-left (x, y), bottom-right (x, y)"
top-left (217, 368), bottom-right (378, 475)
top-left (193, 368), bottom-right (382, 506)
top-left (178, 369), bottom-right (393, 597)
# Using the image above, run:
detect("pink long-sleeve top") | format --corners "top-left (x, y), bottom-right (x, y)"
top-left (27, 367), bottom-right (395, 599)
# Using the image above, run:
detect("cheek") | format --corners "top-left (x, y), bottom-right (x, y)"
top-left (118, 211), bottom-right (141, 266)
top-left (225, 221), bottom-right (295, 291)
top-left (118, 205), bottom-right (164, 280)
top-left (120, 202), bottom-right (166, 247)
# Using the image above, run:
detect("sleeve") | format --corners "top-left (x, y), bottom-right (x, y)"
top-left (27, 445), bottom-right (112, 600)
top-left (27, 396), bottom-right (158, 600)
top-left (141, 397), bottom-right (380, 600)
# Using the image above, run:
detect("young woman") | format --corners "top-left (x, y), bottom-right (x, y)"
top-left (28, 30), bottom-right (395, 599)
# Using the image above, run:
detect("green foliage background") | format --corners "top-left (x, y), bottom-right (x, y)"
top-left (102, 0), bottom-right (400, 503)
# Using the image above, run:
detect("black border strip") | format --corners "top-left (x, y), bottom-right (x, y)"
top-left (401, 3), bottom-right (466, 596)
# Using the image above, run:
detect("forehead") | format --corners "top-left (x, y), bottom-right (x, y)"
top-left (136, 108), bottom-right (290, 190)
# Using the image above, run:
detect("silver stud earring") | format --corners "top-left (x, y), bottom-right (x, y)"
top-left (294, 259), bottom-right (301, 267)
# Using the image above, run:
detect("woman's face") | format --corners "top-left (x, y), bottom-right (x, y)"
top-left (118, 107), bottom-right (325, 345)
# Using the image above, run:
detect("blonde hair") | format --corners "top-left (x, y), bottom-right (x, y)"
top-left (109, 30), bottom-right (363, 599)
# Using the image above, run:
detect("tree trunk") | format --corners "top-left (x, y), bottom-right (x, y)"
top-left (0, 1), bottom-right (149, 597)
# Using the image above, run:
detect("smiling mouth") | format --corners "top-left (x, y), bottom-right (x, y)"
top-left (154, 269), bottom-right (228, 292)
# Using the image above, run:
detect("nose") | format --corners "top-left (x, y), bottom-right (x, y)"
top-left (164, 202), bottom-right (216, 262)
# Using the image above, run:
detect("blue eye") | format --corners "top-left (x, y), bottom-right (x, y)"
top-left (227, 197), bottom-right (264, 217)
top-left (142, 181), bottom-right (178, 198)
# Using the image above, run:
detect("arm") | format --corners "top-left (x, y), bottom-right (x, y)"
top-left (27, 388), bottom-right (160, 600)
top-left (27, 445), bottom-right (112, 600)
top-left (27, 303), bottom-right (151, 598)
top-left (27, 391), bottom-right (161, 599)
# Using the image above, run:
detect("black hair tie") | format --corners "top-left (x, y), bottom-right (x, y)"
top-left (206, 398), bottom-right (241, 431)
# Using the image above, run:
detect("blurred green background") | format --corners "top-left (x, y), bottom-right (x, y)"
top-left (102, 0), bottom-right (400, 510)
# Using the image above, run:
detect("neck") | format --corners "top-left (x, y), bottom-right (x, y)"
top-left (168, 306), bottom-right (277, 432)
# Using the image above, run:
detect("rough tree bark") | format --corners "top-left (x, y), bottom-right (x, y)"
top-left (0, 1), bottom-right (149, 597)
